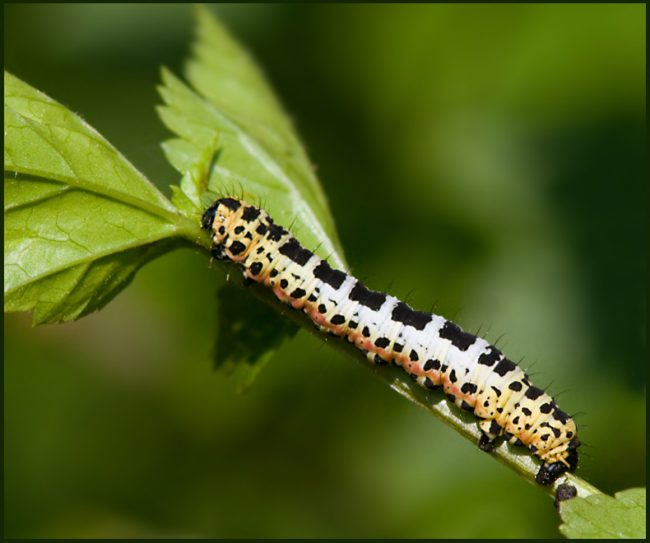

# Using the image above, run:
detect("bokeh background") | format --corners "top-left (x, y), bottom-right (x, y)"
top-left (4, 4), bottom-right (645, 538)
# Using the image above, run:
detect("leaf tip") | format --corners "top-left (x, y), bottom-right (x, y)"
top-left (193, 3), bottom-right (215, 26)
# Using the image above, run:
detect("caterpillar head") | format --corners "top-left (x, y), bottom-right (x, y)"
top-left (202, 198), bottom-right (263, 262)
top-left (202, 197), bottom-right (244, 241)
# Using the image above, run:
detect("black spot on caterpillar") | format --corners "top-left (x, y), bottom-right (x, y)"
top-left (202, 198), bottom-right (580, 485)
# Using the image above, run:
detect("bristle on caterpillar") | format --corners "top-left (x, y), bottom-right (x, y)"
top-left (202, 197), bottom-right (580, 485)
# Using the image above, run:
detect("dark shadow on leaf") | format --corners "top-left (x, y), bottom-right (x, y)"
top-left (212, 279), bottom-right (299, 390)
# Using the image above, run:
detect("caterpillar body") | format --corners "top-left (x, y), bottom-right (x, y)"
top-left (202, 197), bottom-right (580, 485)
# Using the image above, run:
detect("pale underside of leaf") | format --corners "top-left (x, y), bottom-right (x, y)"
top-left (157, 5), bottom-right (346, 270)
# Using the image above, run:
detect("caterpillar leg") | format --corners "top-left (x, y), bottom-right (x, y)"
top-left (241, 272), bottom-right (254, 287)
top-left (536, 445), bottom-right (579, 485)
top-left (478, 419), bottom-right (501, 452)
top-left (211, 246), bottom-right (226, 260)
top-left (536, 461), bottom-right (570, 486)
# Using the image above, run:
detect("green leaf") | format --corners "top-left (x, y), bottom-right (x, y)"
top-left (157, 5), bottom-right (347, 270)
top-left (4, 71), bottom-right (196, 324)
top-left (212, 281), bottom-right (299, 391)
top-left (559, 487), bottom-right (646, 539)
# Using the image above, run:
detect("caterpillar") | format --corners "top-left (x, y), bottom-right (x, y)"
top-left (202, 197), bottom-right (580, 486)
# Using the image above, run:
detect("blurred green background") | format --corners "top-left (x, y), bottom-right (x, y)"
top-left (4, 4), bottom-right (645, 538)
